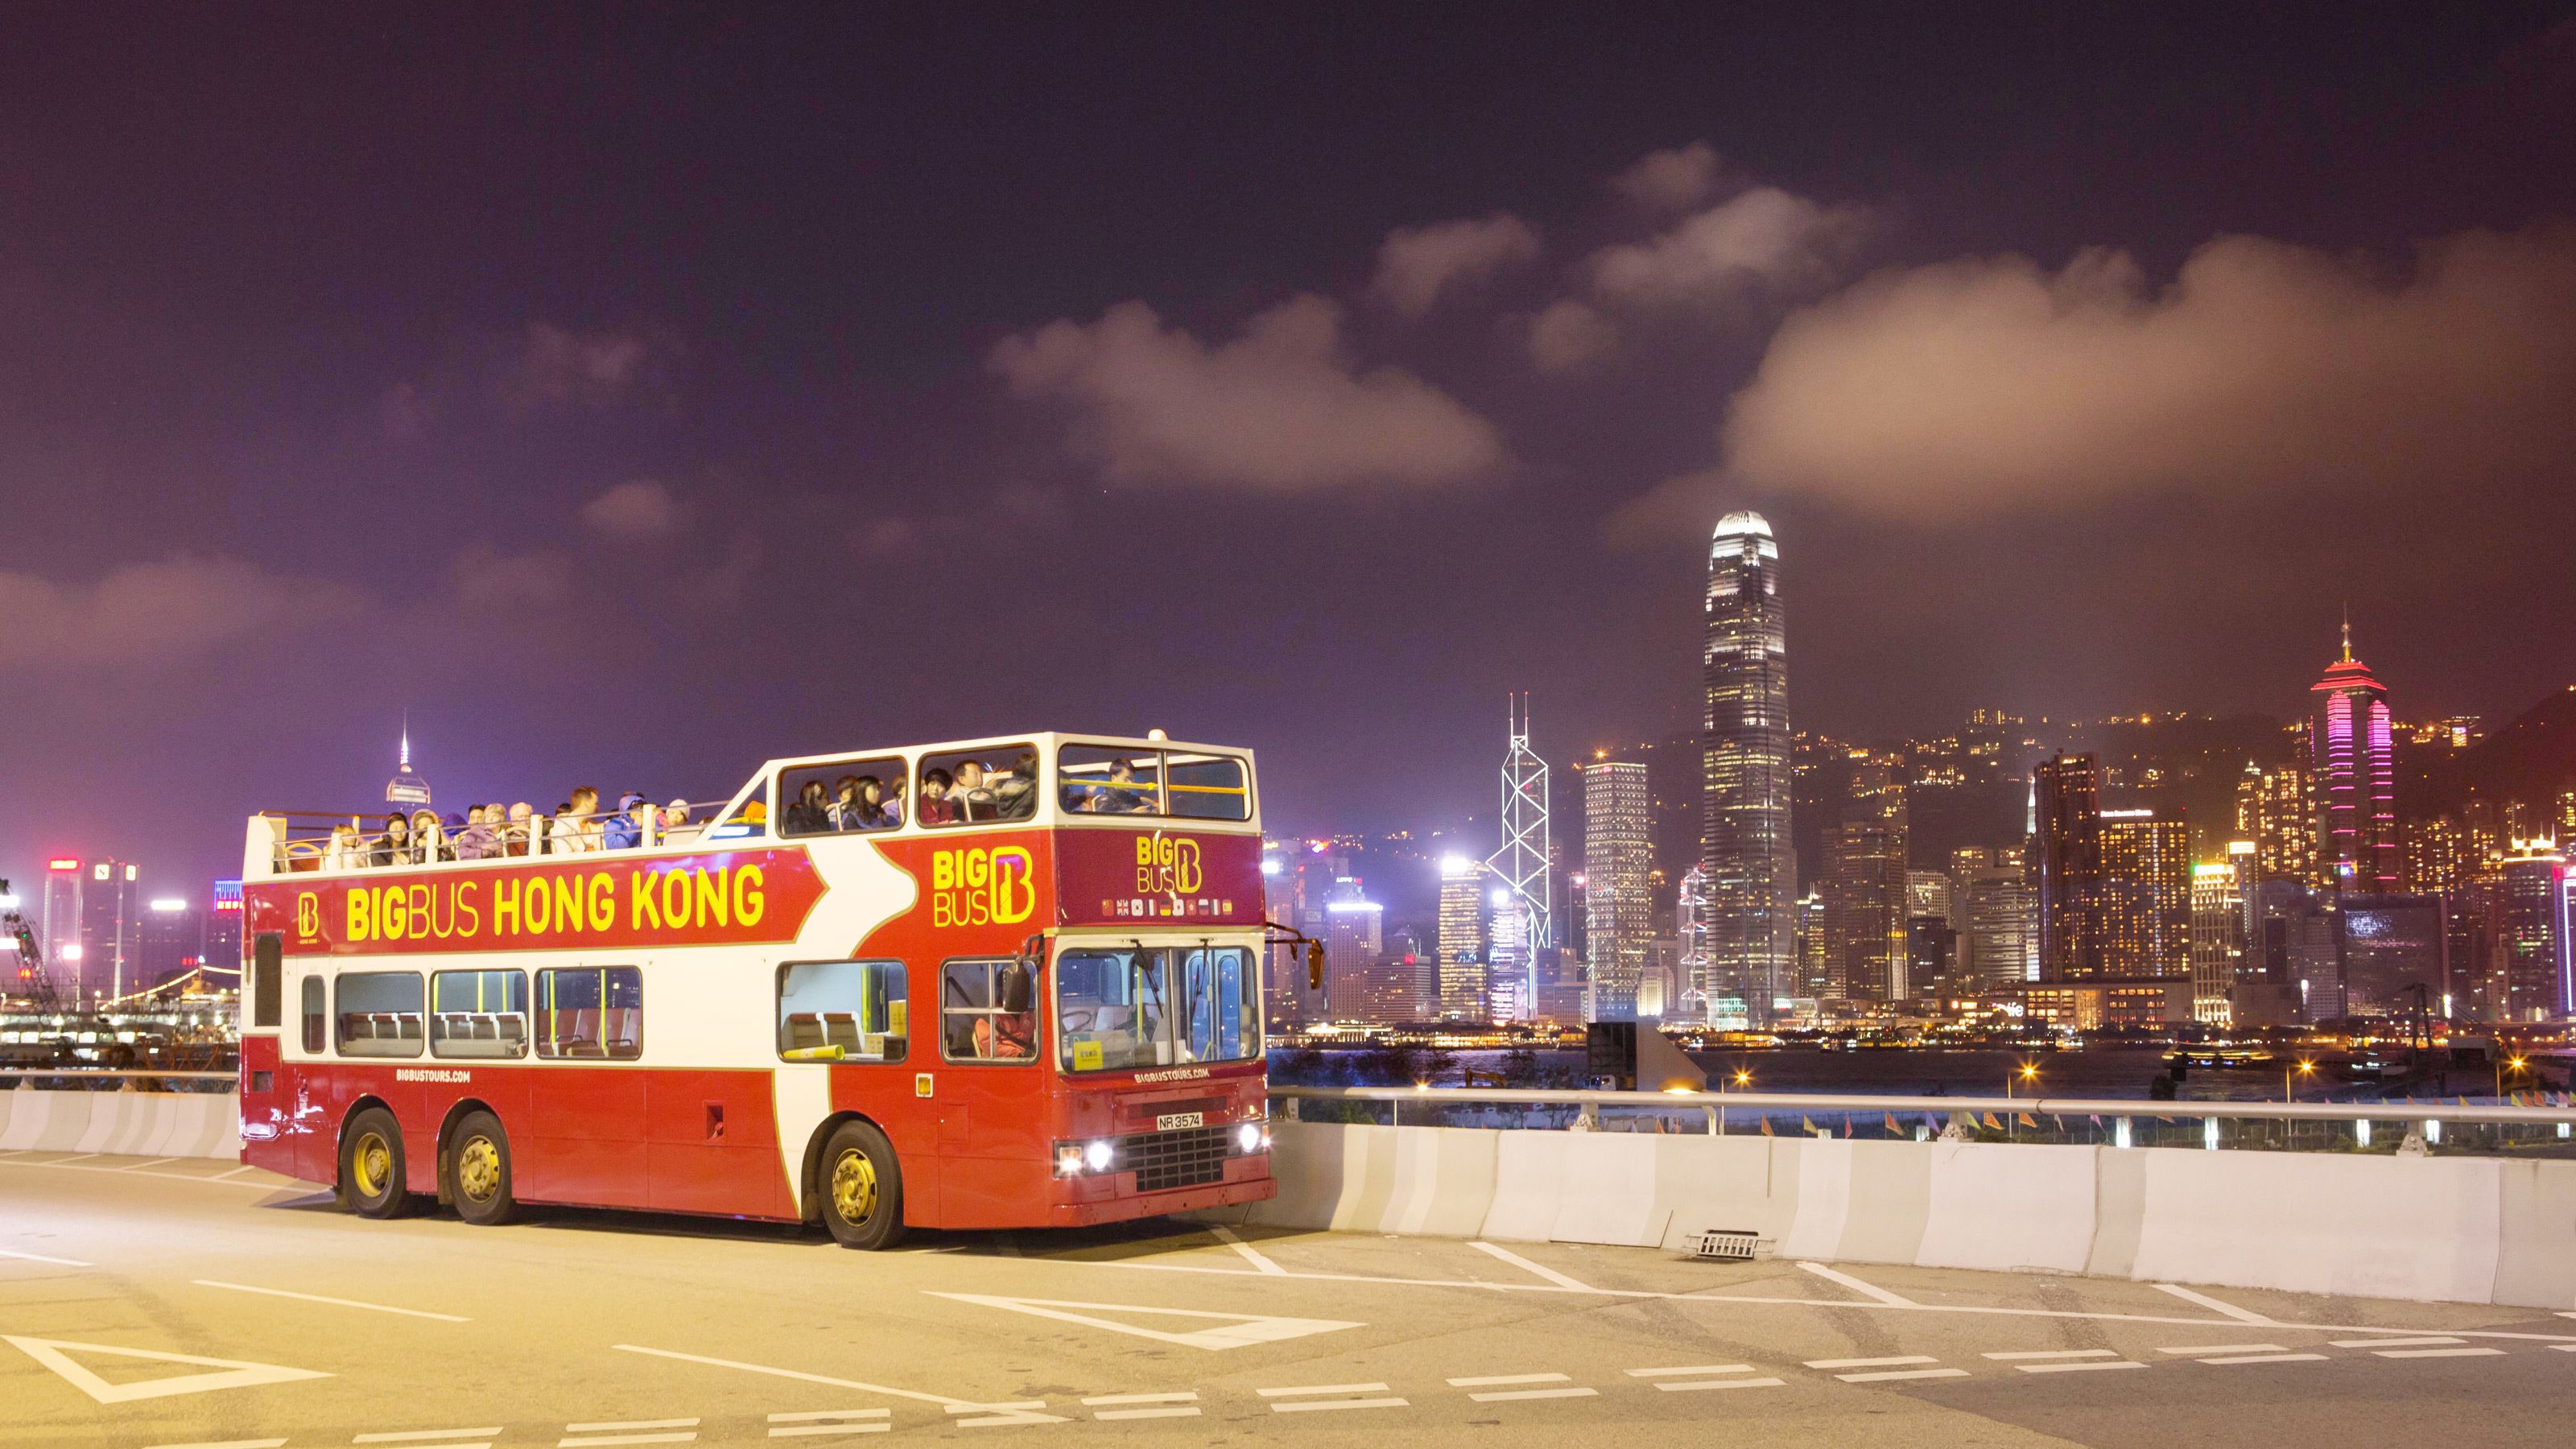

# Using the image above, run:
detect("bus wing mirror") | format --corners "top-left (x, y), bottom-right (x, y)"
top-left (1306, 941), bottom-right (1324, 990)
top-left (999, 964), bottom-right (1035, 1014)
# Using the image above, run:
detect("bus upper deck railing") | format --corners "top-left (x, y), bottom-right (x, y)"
top-left (1270, 1083), bottom-right (2576, 1158)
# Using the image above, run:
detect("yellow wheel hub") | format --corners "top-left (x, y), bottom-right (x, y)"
top-left (352, 1131), bottom-right (392, 1199)
top-left (456, 1137), bottom-right (502, 1203)
top-left (831, 1148), bottom-right (878, 1225)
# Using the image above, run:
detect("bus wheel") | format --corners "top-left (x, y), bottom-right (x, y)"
top-left (445, 1110), bottom-right (519, 1227)
top-left (820, 1121), bottom-right (906, 1250)
top-left (341, 1107), bottom-right (411, 1219)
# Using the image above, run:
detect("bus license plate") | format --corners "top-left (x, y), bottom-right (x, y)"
top-left (1157, 1111), bottom-right (1204, 1130)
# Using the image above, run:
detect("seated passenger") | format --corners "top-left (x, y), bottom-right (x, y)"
top-left (543, 802), bottom-right (576, 855)
top-left (875, 775), bottom-right (906, 828)
top-left (504, 803), bottom-right (535, 857)
top-left (604, 791), bottom-right (650, 849)
top-left (324, 822), bottom-right (364, 870)
top-left (972, 1011), bottom-right (1034, 1059)
top-left (994, 750), bottom-right (1039, 819)
top-left (916, 768), bottom-right (959, 825)
top-left (660, 799), bottom-right (697, 843)
top-left (1099, 758), bottom-right (1151, 814)
top-left (453, 805), bottom-right (496, 861)
top-left (783, 778), bottom-right (833, 836)
top-left (371, 812), bottom-right (410, 867)
top-left (569, 787), bottom-right (605, 852)
top-left (953, 759), bottom-right (999, 821)
top-left (413, 810), bottom-right (450, 864)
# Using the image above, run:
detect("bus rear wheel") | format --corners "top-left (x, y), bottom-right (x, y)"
top-left (820, 1121), bottom-right (906, 1250)
top-left (341, 1107), bottom-right (412, 1219)
top-left (445, 1110), bottom-right (519, 1227)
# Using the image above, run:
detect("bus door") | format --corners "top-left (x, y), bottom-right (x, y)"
top-left (521, 963), bottom-right (650, 1210)
top-left (929, 956), bottom-right (1046, 1226)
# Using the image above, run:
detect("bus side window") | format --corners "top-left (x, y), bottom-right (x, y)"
top-left (299, 976), bottom-right (325, 1055)
top-left (941, 959), bottom-right (1034, 1063)
top-left (777, 960), bottom-right (907, 1063)
top-left (535, 966), bottom-right (642, 1060)
top-left (252, 934), bottom-right (283, 1028)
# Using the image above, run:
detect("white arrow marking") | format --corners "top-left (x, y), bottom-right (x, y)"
top-left (2, 1335), bottom-right (331, 1404)
top-left (923, 1293), bottom-right (1361, 1350)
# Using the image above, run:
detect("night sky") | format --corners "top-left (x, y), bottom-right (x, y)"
top-left (6, 5), bottom-right (2575, 897)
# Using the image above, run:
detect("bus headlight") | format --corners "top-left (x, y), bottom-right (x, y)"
top-left (1084, 1139), bottom-right (1116, 1173)
top-left (1236, 1121), bottom-right (1266, 1154)
top-left (1054, 1144), bottom-right (1084, 1179)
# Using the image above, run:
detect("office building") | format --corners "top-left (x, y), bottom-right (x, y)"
top-left (1583, 760), bottom-right (1653, 1020)
top-left (2334, 894), bottom-right (2448, 1018)
top-left (2099, 810), bottom-right (2191, 980)
top-left (2487, 843), bottom-right (2570, 1022)
top-left (78, 858), bottom-right (140, 1003)
top-left (1951, 846), bottom-right (2037, 991)
top-left (2189, 849), bottom-right (2253, 1025)
top-left (2235, 755), bottom-right (2318, 888)
top-left (138, 896), bottom-right (204, 991)
top-left (1486, 887), bottom-right (1532, 1022)
top-left (2033, 754), bottom-right (2105, 981)
top-left (1904, 914), bottom-right (1956, 1003)
top-left (1676, 862), bottom-right (1717, 1023)
top-left (1435, 857), bottom-right (1490, 1018)
top-left (1701, 510), bottom-right (1795, 1025)
top-left (1818, 761), bottom-right (1907, 1003)
top-left (39, 858), bottom-right (83, 992)
top-left (1322, 901), bottom-right (1383, 1020)
top-left (2309, 620), bottom-right (2401, 893)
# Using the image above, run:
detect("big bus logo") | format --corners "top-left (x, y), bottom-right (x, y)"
top-left (1134, 832), bottom-right (1202, 895)
top-left (931, 846), bottom-right (1036, 927)
top-left (295, 892), bottom-right (320, 939)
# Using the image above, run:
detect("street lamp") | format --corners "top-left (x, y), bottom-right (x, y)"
top-left (2286, 1058), bottom-right (2315, 1102)
top-left (2499, 1055), bottom-right (2527, 1099)
top-left (2008, 1061), bottom-right (2038, 1100)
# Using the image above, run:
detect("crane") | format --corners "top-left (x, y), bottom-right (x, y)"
top-left (2, 879), bottom-right (67, 1013)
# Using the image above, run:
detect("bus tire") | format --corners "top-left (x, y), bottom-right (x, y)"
top-left (341, 1107), bottom-right (412, 1219)
top-left (819, 1120), bottom-right (906, 1250)
top-left (445, 1110), bottom-right (519, 1227)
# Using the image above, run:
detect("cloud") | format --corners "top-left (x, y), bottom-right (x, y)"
top-left (1618, 223), bottom-right (2576, 529)
top-left (501, 322), bottom-right (663, 409)
top-left (1587, 187), bottom-right (1870, 309)
top-left (1609, 141), bottom-right (1722, 213)
top-left (0, 557), bottom-right (361, 667)
top-left (580, 479), bottom-right (683, 538)
top-left (991, 295), bottom-right (1507, 491)
top-left (450, 543), bottom-right (574, 613)
top-left (1370, 213), bottom-right (1542, 316)
top-left (1527, 299), bottom-right (1620, 374)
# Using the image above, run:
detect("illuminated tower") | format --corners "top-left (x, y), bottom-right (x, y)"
top-left (1485, 692), bottom-right (1553, 954)
top-left (1435, 857), bottom-right (1490, 1018)
top-left (386, 723), bottom-right (433, 811)
top-left (2309, 615), bottom-right (2399, 893)
top-left (1702, 510), bottom-right (1794, 1025)
top-left (1583, 760), bottom-right (1653, 1020)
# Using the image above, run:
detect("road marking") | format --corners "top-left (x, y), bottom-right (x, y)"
top-left (194, 1278), bottom-right (470, 1322)
top-left (122, 1156), bottom-right (184, 1170)
top-left (1837, 1368), bottom-right (1971, 1382)
top-left (0, 1246), bottom-right (92, 1266)
top-left (1447, 1373), bottom-right (1570, 1386)
top-left (1798, 1261), bottom-right (1914, 1307)
top-left (2153, 1283), bottom-right (2273, 1323)
top-left (1269, 1397), bottom-right (1409, 1413)
top-left (765, 1409), bottom-right (891, 1439)
top-left (560, 1422), bottom-right (700, 1448)
top-left (923, 1292), bottom-right (1360, 1350)
top-left (1470, 1386), bottom-right (1598, 1402)
top-left (943, 1400), bottom-right (1059, 1427)
top-left (213, 1166), bottom-right (266, 1180)
top-left (50, 1152), bottom-right (101, 1163)
top-left (558, 1438), bottom-right (695, 1447)
top-left (2328, 1335), bottom-right (2463, 1348)
top-left (1067, 1255), bottom-right (2576, 1347)
top-left (2017, 1360), bottom-right (2149, 1374)
top-left (1984, 1349), bottom-right (2116, 1360)
top-left (1259, 1383), bottom-right (1391, 1397)
top-left (1083, 1392), bottom-right (1202, 1418)
top-left (1209, 1224), bottom-right (1288, 1275)
top-left (1093, 1408), bottom-right (1203, 1420)
top-left (1627, 1364), bottom-right (1753, 1377)
top-left (1653, 1377), bottom-right (1786, 1392)
top-left (2156, 1343), bottom-right (2285, 1356)
top-left (2373, 1347), bottom-right (2506, 1359)
top-left (2, 1335), bottom-right (332, 1404)
top-left (2197, 1353), bottom-right (2328, 1365)
top-left (1261, 1383), bottom-right (1411, 1411)
top-left (143, 1441), bottom-right (289, 1449)
top-left (1082, 1393), bottom-right (1199, 1405)
top-left (356, 1432), bottom-right (506, 1443)
top-left (612, 1344), bottom-right (991, 1412)
top-left (567, 1423), bottom-right (700, 1434)
top-left (1804, 1356), bottom-right (1938, 1369)
top-left (1468, 1240), bottom-right (1593, 1290)
top-left (0, 1156), bottom-right (279, 1188)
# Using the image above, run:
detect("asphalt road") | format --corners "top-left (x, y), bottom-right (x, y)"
top-left (4, 1146), bottom-right (2572, 1449)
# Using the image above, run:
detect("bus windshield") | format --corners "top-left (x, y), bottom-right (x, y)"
top-left (1055, 946), bottom-right (1259, 1072)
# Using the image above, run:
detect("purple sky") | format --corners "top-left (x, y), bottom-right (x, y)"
top-left (6, 5), bottom-right (2576, 898)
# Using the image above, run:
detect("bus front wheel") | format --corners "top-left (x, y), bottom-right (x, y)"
top-left (340, 1107), bottom-right (412, 1219)
top-left (445, 1110), bottom-right (519, 1227)
top-left (819, 1121), bottom-right (906, 1250)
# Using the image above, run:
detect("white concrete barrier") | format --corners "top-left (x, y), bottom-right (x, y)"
top-left (0, 1088), bottom-right (240, 1160)
top-left (1238, 1117), bottom-right (2574, 1310)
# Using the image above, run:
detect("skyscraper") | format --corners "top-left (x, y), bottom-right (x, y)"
top-left (2099, 810), bottom-right (2191, 980)
top-left (1583, 760), bottom-right (1653, 1020)
top-left (2310, 618), bottom-right (2400, 893)
top-left (2235, 754), bottom-right (2319, 887)
top-left (1486, 694), bottom-right (1552, 956)
top-left (1435, 857), bottom-right (1490, 1018)
top-left (2189, 850), bottom-right (2252, 1025)
top-left (78, 859), bottom-right (139, 1002)
top-left (1702, 510), bottom-right (1794, 1025)
top-left (387, 726), bottom-right (432, 811)
top-left (2032, 754), bottom-right (2104, 982)
top-left (1819, 760), bottom-right (1908, 1002)
top-left (1322, 900), bottom-right (1384, 1020)
top-left (1676, 862), bottom-right (1713, 1022)
top-left (1949, 845), bottom-right (2037, 991)
top-left (2487, 842), bottom-right (2570, 1022)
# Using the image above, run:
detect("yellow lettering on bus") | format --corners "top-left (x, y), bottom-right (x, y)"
top-left (551, 875), bottom-right (583, 933)
top-left (493, 877), bottom-right (521, 935)
top-left (407, 883), bottom-right (431, 941)
top-left (660, 869), bottom-right (693, 929)
top-left (427, 882), bottom-right (456, 939)
top-left (697, 869), bottom-right (730, 928)
top-left (457, 883), bottom-right (481, 938)
top-left (522, 877), bottom-right (551, 934)
top-left (588, 873), bottom-right (614, 931)
top-left (631, 873), bottom-right (663, 931)
top-left (348, 889), bottom-right (374, 943)
top-left (992, 847), bottom-right (1035, 923)
top-left (932, 852), bottom-right (956, 891)
top-left (733, 864), bottom-right (764, 927)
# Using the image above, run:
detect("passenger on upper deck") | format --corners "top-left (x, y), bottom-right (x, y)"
top-left (369, 812), bottom-right (408, 867)
top-left (1097, 758), bottom-right (1151, 814)
top-left (552, 788), bottom-right (604, 852)
top-left (995, 750), bottom-right (1039, 820)
top-left (324, 822), bottom-right (364, 870)
top-left (604, 792), bottom-right (651, 849)
top-left (785, 779), bottom-right (833, 836)
top-left (917, 769), bottom-right (958, 825)
top-left (453, 806), bottom-right (497, 861)
top-left (413, 810), bottom-right (451, 864)
top-left (504, 803), bottom-right (534, 857)
top-left (660, 799), bottom-right (696, 844)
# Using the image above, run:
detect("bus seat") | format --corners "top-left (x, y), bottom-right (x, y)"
top-left (820, 1013), bottom-right (862, 1052)
top-left (786, 1013), bottom-right (825, 1051)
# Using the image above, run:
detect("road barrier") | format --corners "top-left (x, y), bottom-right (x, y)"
top-left (1, 1074), bottom-right (242, 1160)
top-left (1214, 1086), bottom-right (2576, 1311)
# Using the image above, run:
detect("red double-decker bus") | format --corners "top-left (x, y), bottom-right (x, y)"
top-left (233, 733), bottom-right (1276, 1249)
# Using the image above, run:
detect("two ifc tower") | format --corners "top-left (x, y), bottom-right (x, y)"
top-left (1487, 510), bottom-right (1795, 1029)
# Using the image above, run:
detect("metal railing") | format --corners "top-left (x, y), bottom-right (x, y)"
top-left (1271, 1084), bottom-right (2576, 1158)
top-left (2, 1068), bottom-right (238, 1092)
